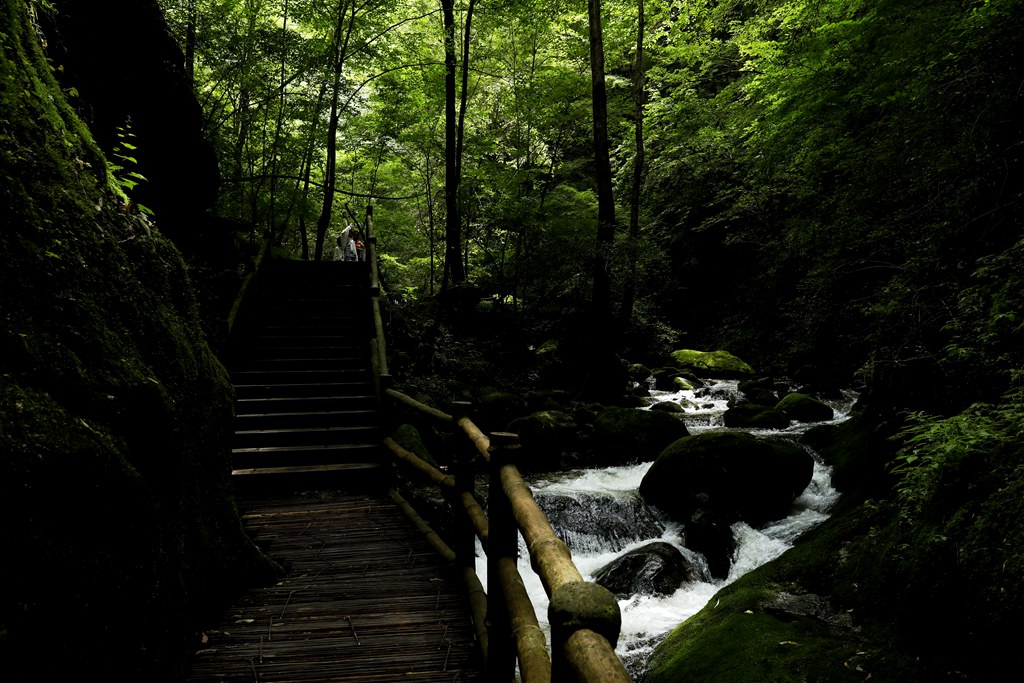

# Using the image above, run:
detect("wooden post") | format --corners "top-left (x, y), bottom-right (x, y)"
top-left (548, 581), bottom-right (623, 682)
top-left (487, 432), bottom-right (520, 683)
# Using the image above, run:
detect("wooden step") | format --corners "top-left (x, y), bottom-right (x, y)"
top-left (234, 409), bottom-right (379, 431)
top-left (229, 461), bottom-right (388, 495)
top-left (233, 381), bottom-right (376, 399)
top-left (235, 395), bottom-right (377, 414)
top-left (232, 424), bottom-right (380, 448)
top-left (231, 368), bottom-right (370, 385)
top-left (231, 443), bottom-right (383, 469)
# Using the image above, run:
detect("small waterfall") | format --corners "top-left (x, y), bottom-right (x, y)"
top-left (476, 379), bottom-right (857, 678)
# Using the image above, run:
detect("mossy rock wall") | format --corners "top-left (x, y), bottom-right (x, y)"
top-left (1, 2), bottom-right (273, 679)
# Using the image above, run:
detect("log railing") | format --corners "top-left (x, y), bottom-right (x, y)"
top-left (363, 204), bottom-right (392, 404)
top-left (360, 202), bottom-right (630, 681)
top-left (381, 394), bottom-right (632, 682)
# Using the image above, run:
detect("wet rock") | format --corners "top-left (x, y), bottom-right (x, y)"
top-left (537, 493), bottom-right (665, 554)
top-left (650, 400), bottom-right (687, 414)
top-left (776, 392), bottom-right (834, 423)
top-left (639, 431), bottom-right (815, 534)
top-left (627, 363), bottom-right (653, 384)
top-left (723, 403), bottom-right (791, 429)
top-left (653, 367), bottom-right (704, 391)
top-left (594, 542), bottom-right (708, 598)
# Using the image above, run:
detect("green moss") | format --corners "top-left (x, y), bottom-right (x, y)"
top-left (392, 423), bottom-right (438, 467)
top-left (646, 582), bottom-right (867, 683)
top-left (775, 392), bottom-right (834, 422)
top-left (670, 349), bottom-right (756, 378)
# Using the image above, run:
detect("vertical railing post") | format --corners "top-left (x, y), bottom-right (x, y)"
top-left (487, 432), bottom-right (520, 683)
top-left (548, 580), bottom-right (623, 682)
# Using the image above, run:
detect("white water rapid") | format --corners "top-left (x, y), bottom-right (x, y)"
top-left (476, 379), bottom-right (858, 678)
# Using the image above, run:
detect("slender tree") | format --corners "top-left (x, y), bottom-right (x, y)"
top-left (619, 0), bottom-right (644, 326)
top-left (314, 0), bottom-right (357, 261)
top-left (440, 0), bottom-right (465, 286)
top-left (587, 0), bottom-right (616, 322)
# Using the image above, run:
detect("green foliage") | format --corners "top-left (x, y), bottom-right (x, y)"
top-left (890, 388), bottom-right (1024, 516)
top-left (637, 0), bottom-right (1024, 392)
top-left (107, 118), bottom-right (153, 213)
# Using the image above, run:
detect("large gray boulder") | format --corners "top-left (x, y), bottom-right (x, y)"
top-left (593, 542), bottom-right (708, 598)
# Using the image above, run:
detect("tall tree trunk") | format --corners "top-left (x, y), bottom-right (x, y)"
top-left (293, 81), bottom-right (327, 260)
top-left (619, 0), bottom-right (645, 326)
top-left (454, 0), bottom-right (477, 285)
top-left (441, 0), bottom-right (464, 287)
top-left (588, 0), bottom-right (616, 322)
top-left (314, 0), bottom-right (355, 262)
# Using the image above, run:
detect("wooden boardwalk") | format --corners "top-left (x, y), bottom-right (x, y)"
top-left (188, 492), bottom-right (483, 682)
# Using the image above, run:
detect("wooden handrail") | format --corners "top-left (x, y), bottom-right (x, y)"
top-left (383, 386), bottom-right (632, 683)
top-left (364, 204), bottom-right (391, 402)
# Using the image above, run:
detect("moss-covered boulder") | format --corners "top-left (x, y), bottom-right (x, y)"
top-left (390, 423), bottom-right (438, 468)
top-left (640, 432), bottom-right (814, 531)
top-left (652, 367), bottom-right (704, 391)
top-left (645, 580), bottom-right (867, 683)
top-left (650, 400), bottom-right (688, 414)
top-left (738, 377), bottom-right (782, 406)
top-left (589, 406), bottom-right (690, 466)
top-left (627, 362), bottom-right (653, 384)
top-left (776, 392), bottom-right (834, 422)
top-left (670, 349), bottom-right (756, 379)
top-left (722, 403), bottom-right (791, 429)
top-left (593, 542), bottom-right (707, 598)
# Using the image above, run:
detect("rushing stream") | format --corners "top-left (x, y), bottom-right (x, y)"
top-left (476, 379), bottom-right (858, 678)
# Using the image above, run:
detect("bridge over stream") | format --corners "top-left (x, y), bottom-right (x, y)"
top-left (188, 213), bottom-right (633, 683)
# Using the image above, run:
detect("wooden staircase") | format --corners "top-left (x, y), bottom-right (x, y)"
top-left (228, 259), bottom-right (386, 492)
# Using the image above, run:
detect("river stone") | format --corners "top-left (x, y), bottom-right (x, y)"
top-left (670, 349), bottom-right (756, 379)
top-left (650, 400), bottom-right (687, 414)
top-left (593, 542), bottom-right (706, 598)
top-left (589, 406), bottom-right (690, 466)
top-left (652, 367), bottom-right (704, 391)
top-left (738, 376), bottom-right (781, 406)
top-left (776, 392), bottom-right (834, 422)
top-left (639, 431), bottom-right (815, 529)
top-left (627, 363), bottom-right (653, 384)
top-left (722, 403), bottom-right (791, 429)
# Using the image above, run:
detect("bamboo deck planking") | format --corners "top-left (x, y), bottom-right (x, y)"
top-left (188, 492), bottom-right (482, 682)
